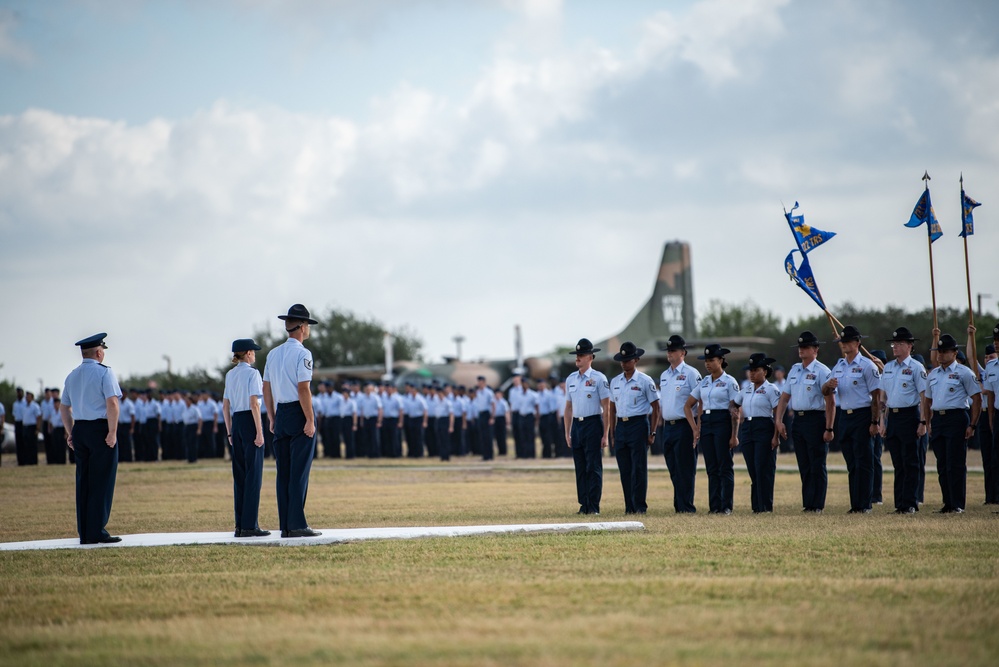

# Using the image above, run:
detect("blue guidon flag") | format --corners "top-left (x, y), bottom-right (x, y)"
top-left (905, 189), bottom-right (943, 242)
top-left (784, 249), bottom-right (826, 310)
top-left (785, 201), bottom-right (835, 254)
top-left (959, 188), bottom-right (981, 238)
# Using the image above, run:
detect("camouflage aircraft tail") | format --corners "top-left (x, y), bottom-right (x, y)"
top-left (596, 241), bottom-right (695, 355)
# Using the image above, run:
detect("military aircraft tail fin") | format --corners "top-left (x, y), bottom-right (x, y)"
top-left (596, 241), bottom-right (695, 355)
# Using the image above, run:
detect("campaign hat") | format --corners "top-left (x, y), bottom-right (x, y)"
top-left (661, 334), bottom-right (686, 351)
top-left (231, 338), bottom-right (261, 353)
top-left (613, 341), bottom-right (645, 362)
top-left (930, 334), bottom-right (962, 352)
top-left (697, 344), bottom-right (731, 360)
top-left (886, 327), bottom-right (918, 342)
top-left (75, 333), bottom-right (108, 349)
top-left (747, 353), bottom-right (776, 378)
top-left (571, 338), bottom-right (600, 355)
top-left (793, 331), bottom-right (823, 347)
top-left (278, 304), bottom-right (318, 325)
top-left (835, 325), bottom-right (865, 342)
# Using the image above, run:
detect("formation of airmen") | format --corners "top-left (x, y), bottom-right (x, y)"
top-left (6, 311), bottom-right (998, 544)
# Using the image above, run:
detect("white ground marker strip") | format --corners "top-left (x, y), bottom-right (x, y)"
top-left (0, 521), bottom-right (645, 552)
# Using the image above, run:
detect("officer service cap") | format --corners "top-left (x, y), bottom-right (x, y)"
top-left (571, 338), bottom-right (600, 355)
top-left (930, 333), bottom-right (962, 351)
top-left (886, 327), bottom-right (917, 342)
top-left (793, 331), bottom-right (823, 347)
top-left (613, 341), bottom-right (645, 362)
top-left (231, 338), bottom-right (262, 353)
top-left (278, 303), bottom-right (318, 325)
top-left (834, 325), bottom-right (865, 342)
top-left (869, 349), bottom-right (888, 363)
top-left (664, 335), bottom-right (686, 351)
top-left (697, 343), bottom-right (730, 360)
top-left (75, 332), bottom-right (108, 349)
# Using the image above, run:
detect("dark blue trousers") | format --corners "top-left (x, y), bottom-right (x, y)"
top-left (341, 417), bottom-right (355, 459)
top-left (980, 416), bottom-right (996, 504)
top-left (493, 416), bottom-right (508, 456)
top-left (362, 416), bottom-right (380, 458)
top-left (700, 412), bottom-right (734, 513)
top-left (540, 413), bottom-right (557, 458)
top-left (273, 402), bottom-right (316, 533)
top-left (405, 416), bottom-right (425, 457)
top-left (184, 424), bottom-right (199, 463)
top-left (930, 409), bottom-right (969, 511)
top-left (518, 414), bottom-right (536, 458)
top-left (436, 419), bottom-right (451, 461)
top-left (381, 420), bottom-right (400, 457)
top-left (740, 418), bottom-right (776, 512)
top-left (872, 433), bottom-right (884, 503)
top-left (73, 419), bottom-right (118, 543)
top-left (613, 417), bottom-right (649, 513)
top-left (884, 406), bottom-right (920, 511)
top-left (425, 417), bottom-right (438, 457)
top-left (791, 410), bottom-right (828, 510)
top-left (838, 407), bottom-right (874, 511)
top-left (662, 419), bottom-right (697, 512)
top-left (115, 423), bottom-right (133, 462)
top-left (323, 416), bottom-right (342, 458)
top-left (478, 412), bottom-right (493, 460)
top-left (231, 411), bottom-right (264, 532)
top-left (571, 415), bottom-right (603, 514)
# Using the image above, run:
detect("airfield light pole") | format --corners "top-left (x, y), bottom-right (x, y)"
top-left (383, 333), bottom-right (394, 381)
top-left (162, 355), bottom-right (172, 376)
top-left (978, 293), bottom-right (993, 319)
top-left (452, 335), bottom-right (465, 361)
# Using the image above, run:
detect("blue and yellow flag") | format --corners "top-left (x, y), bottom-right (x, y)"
top-left (785, 201), bottom-right (835, 254)
top-left (959, 189), bottom-right (981, 238)
top-left (905, 189), bottom-right (943, 242)
top-left (784, 250), bottom-right (826, 310)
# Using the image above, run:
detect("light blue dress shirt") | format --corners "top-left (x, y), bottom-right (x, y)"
top-left (263, 338), bottom-right (313, 404)
top-left (62, 359), bottom-right (122, 420)
top-left (223, 362), bottom-right (264, 413)
top-left (610, 371), bottom-right (660, 417)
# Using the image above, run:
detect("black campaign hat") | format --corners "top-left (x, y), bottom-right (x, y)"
top-left (835, 325), bottom-right (865, 342)
top-left (278, 304), bottom-right (318, 325)
top-left (75, 332), bottom-right (108, 349)
top-left (571, 338), bottom-right (600, 355)
top-left (697, 343), bottom-right (731, 360)
top-left (232, 338), bottom-right (261, 353)
top-left (793, 331), bottom-right (823, 347)
top-left (886, 327), bottom-right (918, 342)
top-left (613, 341), bottom-right (645, 362)
top-left (664, 335), bottom-right (686, 351)
top-left (747, 353), bottom-right (777, 370)
top-left (930, 334), bottom-right (962, 351)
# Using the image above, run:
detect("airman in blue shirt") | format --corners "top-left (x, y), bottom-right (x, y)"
top-left (686, 343), bottom-right (739, 514)
top-left (822, 325), bottom-right (882, 513)
top-left (924, 331), bottom-right (982, 513)
top-left (734, 353), bottom-right (781, 513)
top-left (563, 338), bottom-right (611, 515)
top-left (775, 331), bottom-right (835, 513)
top-left (658, 335), bottom-right (702, 513)
top-left (608, 342), bottom-right (660, 515)
top-left (60, 332), bottom-right (122, 545)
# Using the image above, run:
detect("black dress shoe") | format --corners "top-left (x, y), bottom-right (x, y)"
top-left (235, 529), bottom-right (241, 537)
top-left (286, 527), bottom-right (322, 538)
top-left (82, 535), bottom-right (122, 544)
top-left (281, 530), bottom-right (289, 538)
top-left (239, 528), bottom-right (272, 537)
top-left (935, 506), bottom-right (953, 514)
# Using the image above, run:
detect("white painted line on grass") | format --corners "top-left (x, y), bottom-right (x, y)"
top-left (0, 521), bottom-right (645, 552)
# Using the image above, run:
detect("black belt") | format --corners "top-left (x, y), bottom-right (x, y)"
top-left (74, 418), bottom-right (108, 423)
top-left (663, 418), bottom-right (686, 425)
top-left (743, 416), bottom-right (773, 422)
top-left (617, 416), bottom-right (647, 422)
top-left (934, 409), bottom-right (966, 415)
top-left (795, 410), bottom-right (823, 416)
top-left (889, 406), bottom-right (919, 413)
top-left (574, 414), bottom-right (600, 422)
top-left (838, 407), bottom-right (871, 414)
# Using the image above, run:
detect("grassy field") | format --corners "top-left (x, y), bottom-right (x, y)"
top-left (1, 453), bottom-right (996, 666)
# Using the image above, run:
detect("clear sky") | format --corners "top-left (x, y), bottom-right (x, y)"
top-left (1, 0), bottom-right (997, 391)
